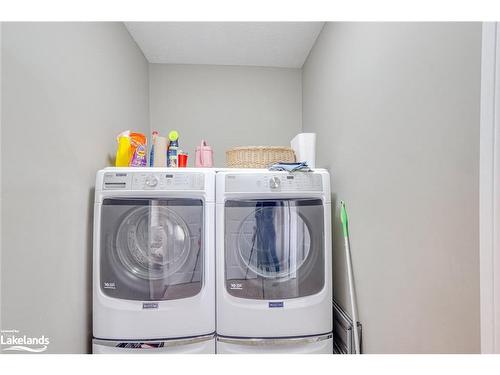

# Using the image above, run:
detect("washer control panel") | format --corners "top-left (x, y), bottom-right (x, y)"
top-left (103, 171), bottom-right (205, 191)
top-left (225, 173), bottom-right (323, 192)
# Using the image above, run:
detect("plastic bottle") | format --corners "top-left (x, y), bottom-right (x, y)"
top-left (129, 132), bottom-right (147, 167)
top-left (116, 134), bottom-right (132, 167)
top-left (167, 130), bottom-right (179, 167)
top-left (149, 130), bottom-right (158, 167)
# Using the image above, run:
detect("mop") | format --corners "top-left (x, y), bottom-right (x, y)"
top-left (340, 201), bottom-right (361, 354)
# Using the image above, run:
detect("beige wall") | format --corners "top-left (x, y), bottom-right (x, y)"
top-left (149, 64), bottom-right (302, 167)
top-left (302, 22), bottom-right (482, 353)
top-left (1, 22), bottom-right (149, 353)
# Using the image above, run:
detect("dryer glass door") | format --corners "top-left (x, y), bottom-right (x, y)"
top-left (100, 198), bottom-right (203, 301)
top-left (225, 199), bottom-right (324, 300)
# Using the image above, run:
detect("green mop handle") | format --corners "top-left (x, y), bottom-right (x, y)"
top-left (340, 201), bottom-right (349, 239)
top-left (340, 201), bottom-right (361, 354)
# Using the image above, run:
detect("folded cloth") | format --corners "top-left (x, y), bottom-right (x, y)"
top-left (268, 161), bottom-right (311, 172)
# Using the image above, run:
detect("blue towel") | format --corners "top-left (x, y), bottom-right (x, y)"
top-left (268, 161), bottom-right (311, 172)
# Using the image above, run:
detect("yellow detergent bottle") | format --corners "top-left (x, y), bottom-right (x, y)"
top-left (115, 134), bottom-right (132, 167)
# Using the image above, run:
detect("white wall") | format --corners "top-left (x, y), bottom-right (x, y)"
top-left (302, 22), bottom-right (482, 353)
top-left (1, 22), bottom-right (149, 353)
top-left (0, 22), bottom-right (3, 334)
top-left (149, 64), bottom-right (302, 166)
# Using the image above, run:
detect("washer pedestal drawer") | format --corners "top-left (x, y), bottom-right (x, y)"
top-left (92, 334), bottom-right (215, 354)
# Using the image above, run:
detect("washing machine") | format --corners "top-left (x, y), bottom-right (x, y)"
top-left (93, 167), bottom-right (215, 353)
top-left (215, 169), bottom-right (333, 354)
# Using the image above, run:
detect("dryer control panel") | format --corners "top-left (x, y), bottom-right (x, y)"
top-left (103, 171), bottom-right (205, 191)
top-left (225, 173), bottom-right (323, 193)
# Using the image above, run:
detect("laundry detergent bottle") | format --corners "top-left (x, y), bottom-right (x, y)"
top-left (115, 131), bottom-right (132, 167)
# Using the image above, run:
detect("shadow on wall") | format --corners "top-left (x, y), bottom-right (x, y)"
top-left (85, 187), bottom-right (95, 354)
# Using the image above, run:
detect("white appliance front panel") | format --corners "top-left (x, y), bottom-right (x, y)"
top-left (216, 335), bottom-right (333, 354)
top-left (95, 168), bottom-right (216, 202)
top-left (216, 169), bottom-right (331, 203)
top-left (225, 173), bottom-right (323, 193)
top-left (102, 171), bottom-right (204, 191)
top-left (216, 198), bottom-right (332, 337)
top-left (93, 201), bottom-right (215, 340)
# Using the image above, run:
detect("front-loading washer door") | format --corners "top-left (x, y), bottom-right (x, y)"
top-left (100, 198), bottom-right (204, 301)
top-left (225, 199), bottom-right (324, 300)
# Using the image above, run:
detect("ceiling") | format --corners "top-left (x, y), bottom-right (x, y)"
top-left (124, 22), bottom-right (324, 68)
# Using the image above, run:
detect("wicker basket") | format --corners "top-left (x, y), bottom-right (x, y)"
top-left (226, 146), bottom-right (296, 168)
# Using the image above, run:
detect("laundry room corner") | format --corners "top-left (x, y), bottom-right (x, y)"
top-left (0, 16), bottom-right (490, 360)
top-left (147, 64), bottom-right (303, 167)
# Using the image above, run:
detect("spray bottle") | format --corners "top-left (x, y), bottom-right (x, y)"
top-left (149, 130), bottom-right (158, 167)
top-left (167, 130), bottom-right (179, 167)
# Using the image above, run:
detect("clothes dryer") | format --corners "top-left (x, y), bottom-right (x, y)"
top-left (215, 169), bottom-right (333, 353)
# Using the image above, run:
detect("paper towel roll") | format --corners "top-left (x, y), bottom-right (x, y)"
top-left (291, 133), bottom-right (316, 168)
top-left (153, 136), bottom-right (167, 167)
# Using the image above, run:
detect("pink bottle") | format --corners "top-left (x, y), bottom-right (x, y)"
top-left (195, 140), bottom-right (213, 168)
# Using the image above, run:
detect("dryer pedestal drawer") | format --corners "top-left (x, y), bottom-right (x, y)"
top-left (216, 334), bottom-right (333, 354)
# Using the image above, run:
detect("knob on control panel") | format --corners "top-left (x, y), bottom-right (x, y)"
top-left (269, 176), bottom-right (281, 190)
top-left (145, 175), bottom-right (159, 187)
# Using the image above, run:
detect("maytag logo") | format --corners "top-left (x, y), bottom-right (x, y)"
top-left (143, 302), bottom-right (159, 309)
top-left (1, 329), bottom-right (49, 353)
top-left (269, 301), bottom-right (284, 308)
